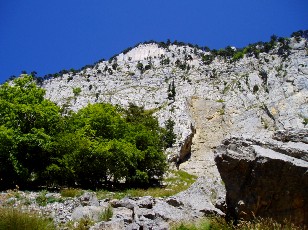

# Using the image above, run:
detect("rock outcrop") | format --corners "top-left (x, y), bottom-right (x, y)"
top-left (214, 129), bottom-right (308, 226)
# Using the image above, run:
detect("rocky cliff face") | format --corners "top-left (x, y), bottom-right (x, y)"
top-left (43, 37), bottom-right (308, 171)
top-left (42, 37), bottom-right (308, 225)
top-left (215, 129), bottom-right (308, 225)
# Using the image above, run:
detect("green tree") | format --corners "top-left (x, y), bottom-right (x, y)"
top-left (51, 103), bottom-right (167, 188)
top-left (163, 118), bottom-right (176, 148)
top-left (0, 76), bottom-right (62, 189)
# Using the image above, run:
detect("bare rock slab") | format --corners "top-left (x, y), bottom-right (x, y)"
top-left (214, 130), bottom-right (308, 226)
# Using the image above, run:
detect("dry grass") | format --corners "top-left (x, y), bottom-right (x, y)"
top-left (60, 188), bottom-right (84, 198)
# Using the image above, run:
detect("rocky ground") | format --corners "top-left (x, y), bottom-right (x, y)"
top-left (1, 127), bottom-right (307, 229)
top-left (0, 179), bottom-right (224, 229)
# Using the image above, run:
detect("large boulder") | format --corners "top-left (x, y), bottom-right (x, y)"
top-left (214, 130), bottom-right (308, 226)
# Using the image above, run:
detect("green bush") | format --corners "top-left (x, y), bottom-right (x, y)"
top-left (232, 51), bottom-right (244, 62)
top-left (73, 87), bottom-right (81, 96)
top-left (0, 76), bottom-right (167, 190)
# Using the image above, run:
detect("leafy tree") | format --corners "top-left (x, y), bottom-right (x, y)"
top-left (0, 77), bottom-right (167, 189)
top-left (51, 103), bottom-right (167, 188)
top-left (0, 75), bottom-right (62, 189)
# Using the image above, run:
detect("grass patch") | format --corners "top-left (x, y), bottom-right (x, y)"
top-left (60, 188), bottom-right (84, 198)
top-left (36, 190), bottom-right (63, 206)
top-left (96, 170), bottom-right (197, 199)
top-left (171, 216), bottom-right (303, 230)
top-left (35, 190), bottom-right (48, 206)
top-left (100, 205), bottom-right (113, 221)
top-left (0, 207), bottom-right (55, 230)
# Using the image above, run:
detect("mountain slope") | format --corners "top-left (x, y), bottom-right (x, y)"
top-left (43, 36), bottom-right (308, 178)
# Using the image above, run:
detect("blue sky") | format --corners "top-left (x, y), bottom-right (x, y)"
top-left (0, 0), bottom-right (307, 83)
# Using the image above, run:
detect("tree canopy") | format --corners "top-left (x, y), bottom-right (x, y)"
top-left (0, 76), bottom-right (168, 190)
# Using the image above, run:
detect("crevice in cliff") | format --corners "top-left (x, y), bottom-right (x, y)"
top-left (177, 124), bottom-right (196, 167)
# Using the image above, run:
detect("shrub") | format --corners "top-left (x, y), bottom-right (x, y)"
top-left (73, 87), bottom-right (81, 97)
top-left (35, 190), bottom-right (48, 206)
top-left (201, 54), bottom-right (214, 65)
top-left (232, 51), bottom-right (244, 62)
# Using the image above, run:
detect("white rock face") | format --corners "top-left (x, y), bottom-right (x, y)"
top-left (43, 38), bottom-right (308, 176)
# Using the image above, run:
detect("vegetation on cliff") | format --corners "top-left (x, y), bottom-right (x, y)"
top-left (0, 75), bottom-right (170, 190)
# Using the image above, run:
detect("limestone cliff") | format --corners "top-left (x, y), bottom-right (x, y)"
top-left (43, 37), bottom-right (308, 177)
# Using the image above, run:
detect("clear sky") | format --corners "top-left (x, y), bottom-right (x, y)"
top-left (0, 0), bottom-right (307, 83)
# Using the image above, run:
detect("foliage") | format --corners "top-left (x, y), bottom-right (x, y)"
top-left (0, 76), bottom-right (167, 190)
top-left (60, 188), bottom-right (84, 198)
top-left (201, 54), bottom-right (214, 65)
top-left (50, 102), bottom-right (167, 188)
top-left (0, 207), bottom-right (55, 230)
top-left (73, 87), bottom-right (81, 97)
top-left (35, 190), bottom-right (48, 206)
top-left (232, 51), bottom-right (244, 62)
top-left (0, 76), bottom-right (62, 189)
top-left (163, 118), bottom-right (176, 148)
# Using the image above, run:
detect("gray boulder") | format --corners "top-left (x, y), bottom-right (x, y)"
top-left (174, 176), bottom-right (226, 216)
top-left (71, 206), bottom-right (104, 221)
top-left (79, 192), bottom-right (99, 206)
top-left (152, 199), bottom-right (194, 222)
top-left (214, 131), bottom-right (308, 226)
top-left (112, 207), bottom-right (133, 224)
top-left (90, 219), bottom-right (125, 230)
